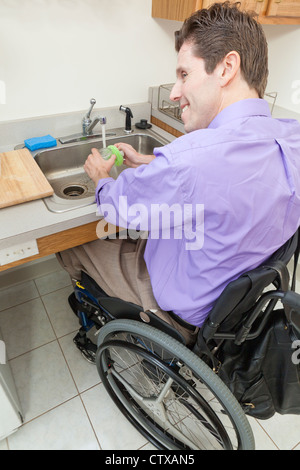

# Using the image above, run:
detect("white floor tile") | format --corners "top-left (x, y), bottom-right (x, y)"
top-left (81, 384), bottom-right (148, 450)
top-left (247, 417), bottom-right (278, 450)
top-left (7, 397), bottom-right (100, 450)
top-left (0, 297), bottom-right (56, 359)
top-left (41, 286), bottom-right (79, 337)
top-left (59, 332), bottom-right (101, 393)
top-left (255, 412), bottom-right (300, 450)
top-left (35, 269), bottom-right (71, 296)
top-left (0, 438), bottom-right (8, 450)
top-left (10, 341), bottom-right (78, 423)
top-left (0, 280), bottom-right (39, 312)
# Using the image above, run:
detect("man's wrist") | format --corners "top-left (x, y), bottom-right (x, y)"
top-left (92, 169), bottom-right (110, 184)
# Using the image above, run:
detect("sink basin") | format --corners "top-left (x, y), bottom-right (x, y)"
top-left (32, 129), bottom-right (168, 213)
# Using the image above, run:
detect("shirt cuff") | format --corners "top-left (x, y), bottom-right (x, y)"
top-left (95, 177), bottom-right (115, 206)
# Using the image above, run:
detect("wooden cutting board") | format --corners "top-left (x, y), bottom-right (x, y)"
top-left (0, 149), bottom-right (54, 209)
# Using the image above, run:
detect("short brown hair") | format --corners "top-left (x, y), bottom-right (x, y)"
top-left (175, 2), bottom-right (268, 98)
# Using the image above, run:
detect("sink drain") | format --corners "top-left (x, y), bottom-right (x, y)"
top-left (62, 184), bottom-right (88, 198)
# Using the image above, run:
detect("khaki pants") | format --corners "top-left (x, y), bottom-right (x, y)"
top-left (57, 237), bottom-right (198, 345)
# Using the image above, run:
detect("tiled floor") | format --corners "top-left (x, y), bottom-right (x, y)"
top-left (0, 262), bottom-right (299, 450)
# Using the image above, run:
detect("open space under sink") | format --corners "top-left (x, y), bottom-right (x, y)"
top-left (28, 129), bottom-right (168, 213)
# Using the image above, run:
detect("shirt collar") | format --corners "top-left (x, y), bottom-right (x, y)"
top-left (208, 98), bottom-right (271, 129)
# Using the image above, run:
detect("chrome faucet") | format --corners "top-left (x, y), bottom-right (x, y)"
top-left (83, 98), bottom-right (106, 135)
top-left (59, 98), bottom-right (114, 144)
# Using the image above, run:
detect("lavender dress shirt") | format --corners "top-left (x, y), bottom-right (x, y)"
top-left (96, 99), bottom-right (300, 327)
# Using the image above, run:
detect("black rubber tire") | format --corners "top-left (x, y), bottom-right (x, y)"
top-left (96, 320), bottom-right (255, 450)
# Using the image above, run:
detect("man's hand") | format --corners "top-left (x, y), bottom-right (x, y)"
top-left (84, 148), bottom-right (116, 186)
top-left (114, 143), bottom-right (155, 168)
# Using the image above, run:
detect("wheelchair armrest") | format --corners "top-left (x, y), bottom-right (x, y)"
top-left (233, 290), bottom-right (300, 343)
top-left (282, 291), bottom-right (300, 335)
top-left (282, 291), bottom-right (300, 312)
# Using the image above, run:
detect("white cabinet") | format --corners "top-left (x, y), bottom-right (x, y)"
top-left (0, 332), bottom-right (23, 440)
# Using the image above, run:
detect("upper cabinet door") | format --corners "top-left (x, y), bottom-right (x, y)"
top-left (266, 0), bottom-right (300, 17)
top-left (152, 0), bottom-right (300, 23)
top-left (152, 0), bottom-right (202, 21)
top-left (201, 0), bottom-right (268, 16)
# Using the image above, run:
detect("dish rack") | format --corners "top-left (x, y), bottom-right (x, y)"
top-left (157, 83), bottom-right (278, 121)
top-left (158, 84), bottom-right (182, 122)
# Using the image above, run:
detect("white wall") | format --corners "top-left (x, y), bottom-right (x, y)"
top-left (0, 0), bottom-right (299, 122)
top-left (263, 25), bottom-right (300, 114)
top-left (0, 0), bottom-right (180, 121)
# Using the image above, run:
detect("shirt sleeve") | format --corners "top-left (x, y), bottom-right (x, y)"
top-left (95, 145), bottom-right (185, 231)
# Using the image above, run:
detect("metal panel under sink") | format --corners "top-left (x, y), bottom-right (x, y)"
top-left (30, 129), bottom-right (168, 213)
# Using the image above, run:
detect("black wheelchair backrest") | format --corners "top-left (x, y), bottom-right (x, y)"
top-left (202, 228), bottom-right (300, 341)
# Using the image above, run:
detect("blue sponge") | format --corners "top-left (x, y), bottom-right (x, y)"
top-left (24, 134), bottom-right (57, 151)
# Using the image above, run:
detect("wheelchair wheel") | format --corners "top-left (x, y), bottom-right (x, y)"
top-left (95, 320), bottom-right (255, 450)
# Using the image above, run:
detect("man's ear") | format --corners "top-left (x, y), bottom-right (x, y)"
top-left (218, 51), bottom-right (241, 87)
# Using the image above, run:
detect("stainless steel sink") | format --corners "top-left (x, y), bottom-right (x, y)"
top-left (31, 129), bottom-right (168, 213)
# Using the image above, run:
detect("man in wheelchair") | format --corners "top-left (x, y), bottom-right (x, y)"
top-left (57, 2), bottom-right (300, 450)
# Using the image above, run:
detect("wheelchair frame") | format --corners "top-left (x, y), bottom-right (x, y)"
top-left (67, 228), bottom-right (300, 450)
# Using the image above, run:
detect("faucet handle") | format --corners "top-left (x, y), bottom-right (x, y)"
top-left (85, 98), bottom-right (96, 120)
top-left (82, 99), bottom-right (96, 134)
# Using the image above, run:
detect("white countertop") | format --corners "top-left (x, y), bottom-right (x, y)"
top-left (0, 197), bottom-right (99, 250)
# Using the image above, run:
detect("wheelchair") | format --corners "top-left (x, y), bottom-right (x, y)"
top-left (68, 228), bottom-right (300, 451)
